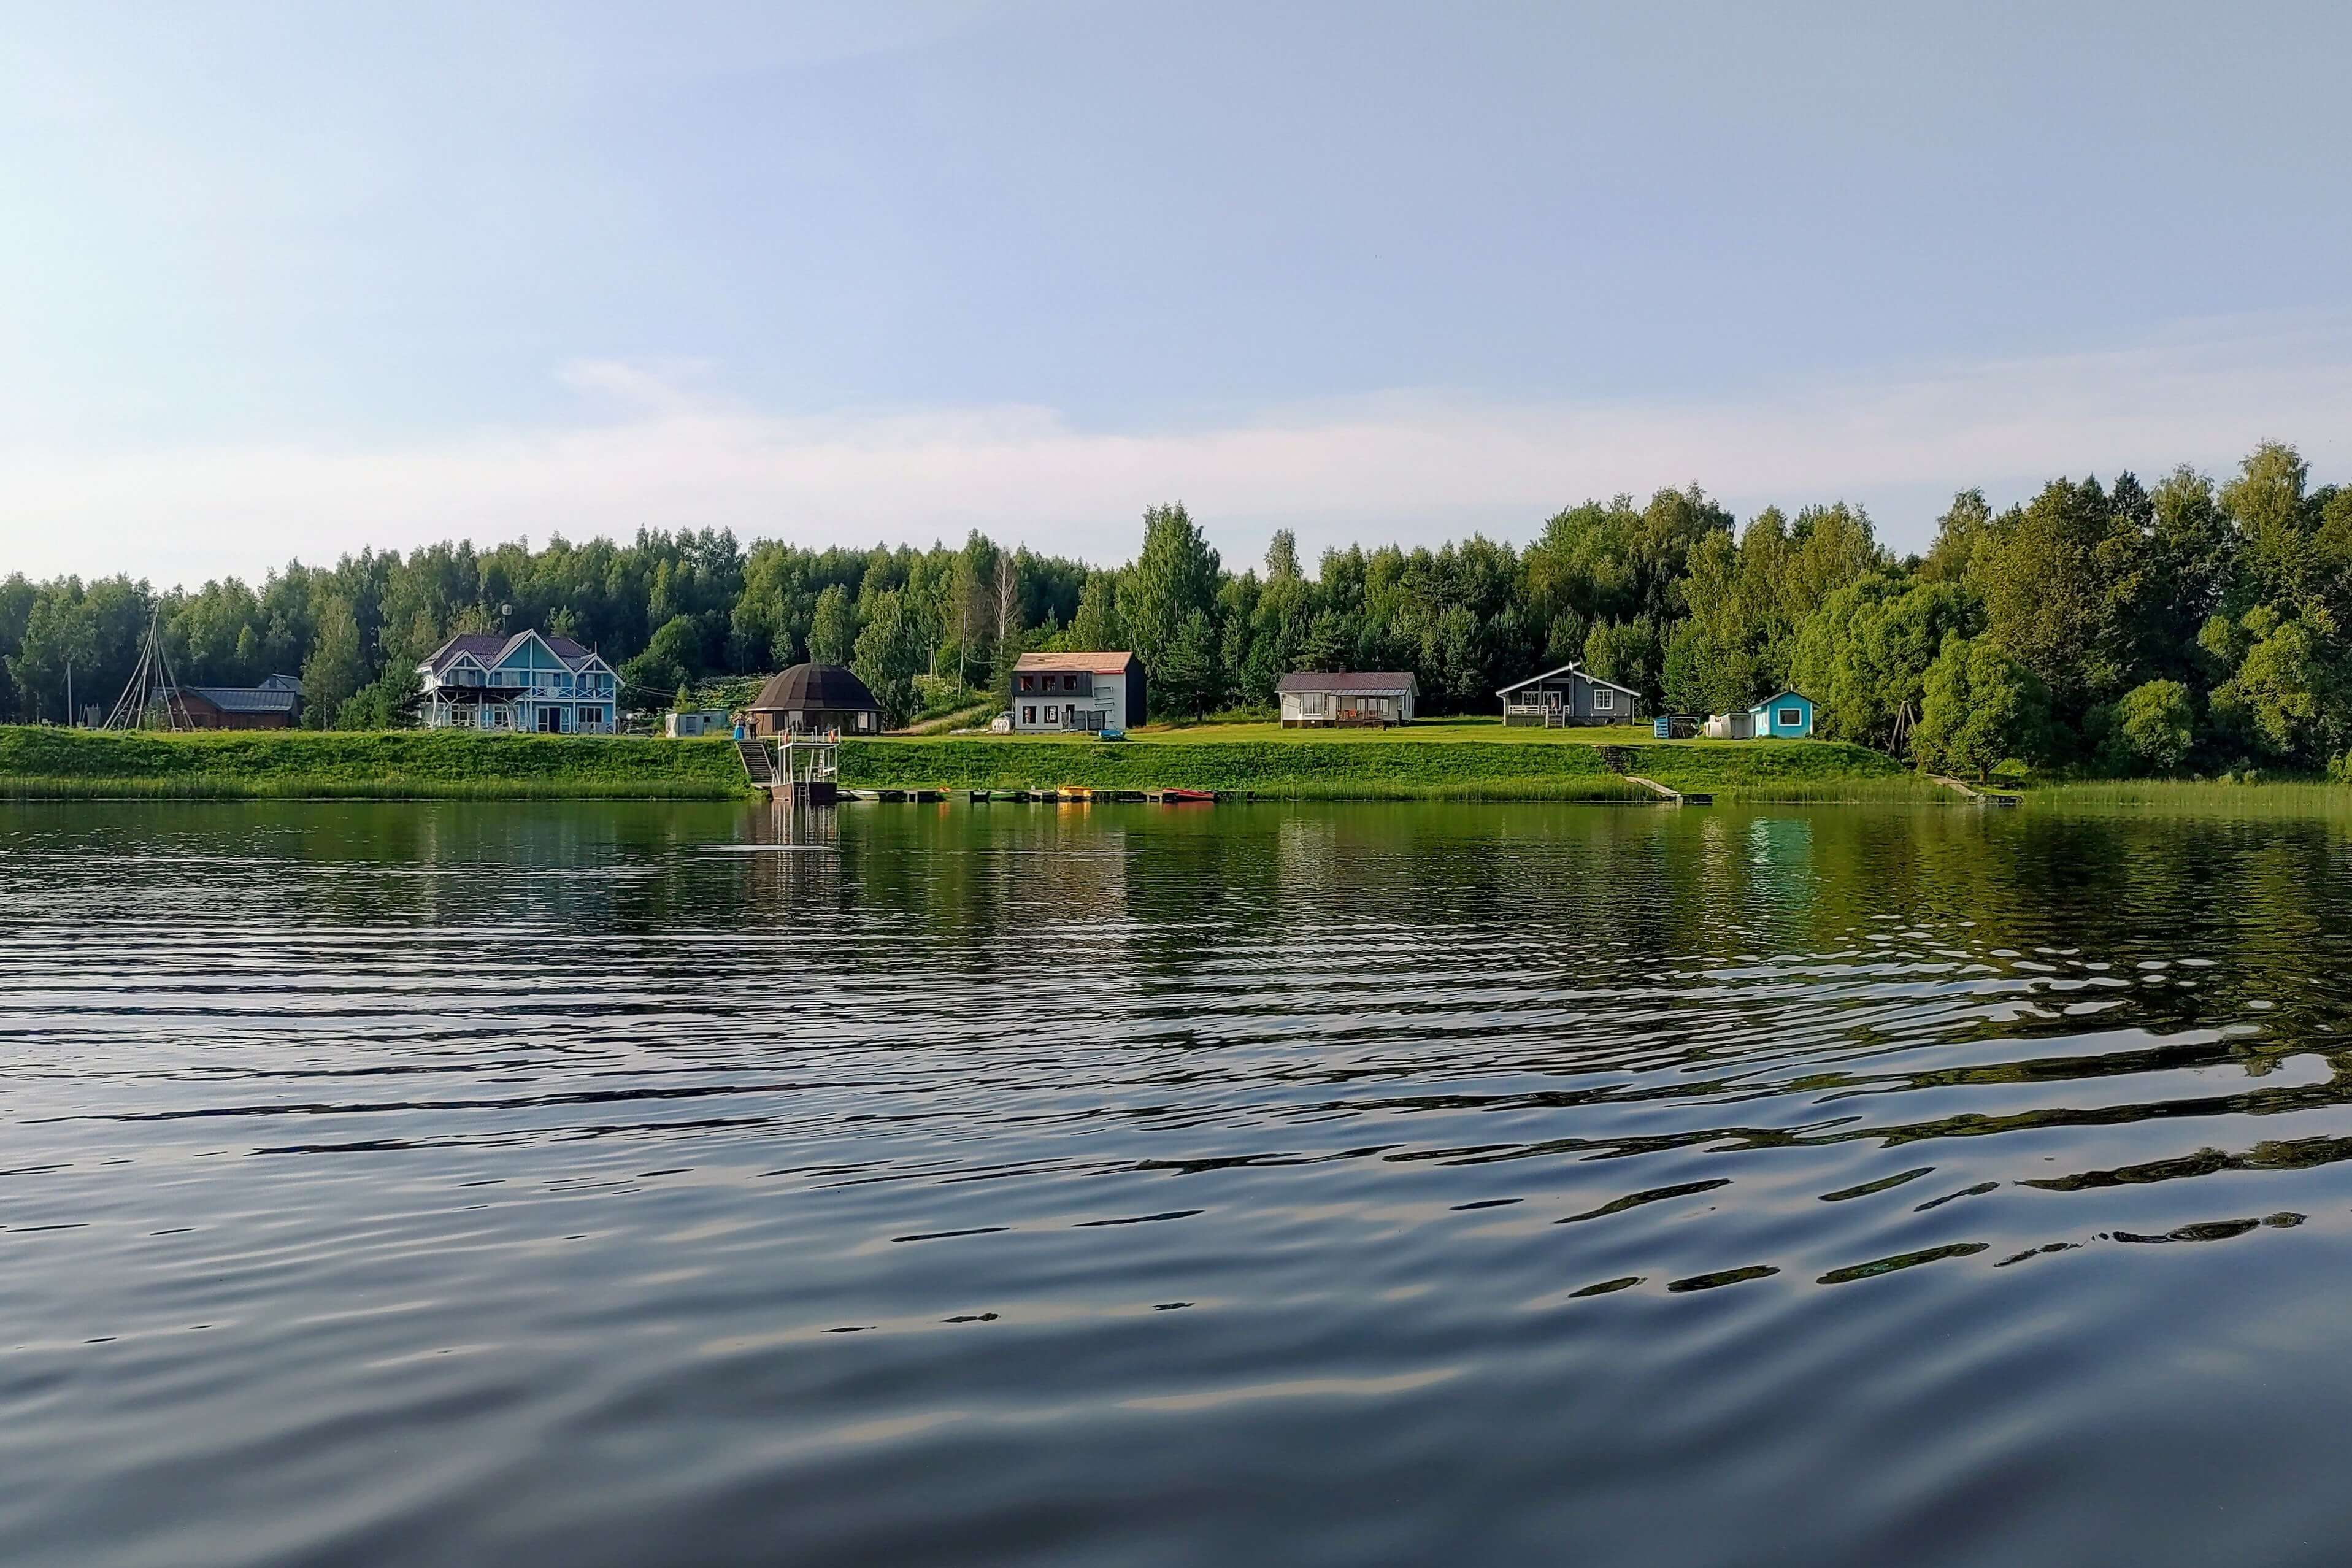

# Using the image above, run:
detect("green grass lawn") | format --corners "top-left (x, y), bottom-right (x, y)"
top-left (0, 726), bottom-right (750, 799)
top-left (2024, 779), bottom-right (2352, 815)
top-left (842, 732), bottom-right (1923, 801)
top-left (0, 720), bottom-right (1940, 805)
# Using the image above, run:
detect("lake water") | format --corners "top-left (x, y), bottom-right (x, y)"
top-left (7, 799), bottom-right (2352, 1566)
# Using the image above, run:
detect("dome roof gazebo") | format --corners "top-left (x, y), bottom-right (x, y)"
top-left (744, 663), bottom-right (882, 737)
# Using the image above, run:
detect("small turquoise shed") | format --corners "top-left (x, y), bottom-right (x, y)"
top-left (1748, 690), bottom-right (1816, 739)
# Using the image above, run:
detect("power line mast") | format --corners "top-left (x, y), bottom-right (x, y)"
top-left (103, 609), bottom-right (193, 731)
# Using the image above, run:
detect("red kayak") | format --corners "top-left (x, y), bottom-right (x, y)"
top-left (1160, 788), bottom-right (1216, 804)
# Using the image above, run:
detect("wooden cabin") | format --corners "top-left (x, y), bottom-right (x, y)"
top-left (1277, 672), bottom-right (1417, 727)
top-left (180, 674), bottom-right (304, 730)
top-left (1497, 663), bottom-right (1643, 726)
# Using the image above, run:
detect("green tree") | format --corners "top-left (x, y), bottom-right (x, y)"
top-left (851, 590), bottom-right (928, 728)
top-left (1300, 610), bottom-right (1351, 673)
top-left (2107, 679), bottom-right (2195, 774)
top-left (1914, 634), bottom-right (2050, 782)
top-left (1967, 476), bottom-right (2119, 715)
top-left (1069, 571), bottom-right (1123, 652)
top-left (1121, 503), bottom-right (1222, 677)
top-left (2206, 607), bottom-right (2339, 764)
top-left (620, 613), bottom-right (701, 697)
top-left (1154, 609), bottom-right (1223, 719)
top-left (1789, 577), bottom-right (1978, 753)
top-left (299, 597), bottom-right (368, 729)
top-left (1264, 529), bottom-right (1302, 582)
top-left (808, 583), bottom-right (858, 666)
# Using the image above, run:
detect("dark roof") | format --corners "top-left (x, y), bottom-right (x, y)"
top-left (188, 685), bottom-right (302, 713)
top-left (1496, 661), bottom-right (1641, 699)
top-left (421, 631), bottom-right (605, 675)
top-left (1276, 671), bottom-right (1417, 694)
top-left (747, 663), bottom-right (881, 714)
top-left (1014, 651), bottom-right (1139, 675)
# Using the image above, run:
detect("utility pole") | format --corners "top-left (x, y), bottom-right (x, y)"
top-left (66, 656), bottom-right (73, 728)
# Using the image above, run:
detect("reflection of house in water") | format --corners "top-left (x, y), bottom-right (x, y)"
top-left (737, 796), bottom-right (846, 914)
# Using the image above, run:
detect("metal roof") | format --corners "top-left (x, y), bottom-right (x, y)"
top-left (1275, 671), bottom-right (1418, 694)
top-left (188, 685), bottom-right (302, 713)
top-left (1013, 651), bottom-right (1138, 674)
top-left (1494, 661), bottom-right (1641, 699)
top-left (420, 630), bottom-right (607, 676)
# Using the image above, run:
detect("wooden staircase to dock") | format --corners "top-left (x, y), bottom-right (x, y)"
top-left (736, 739), bottom-right (776, 785)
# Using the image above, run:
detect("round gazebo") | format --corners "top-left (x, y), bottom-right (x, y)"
top-left (744, 663), bottom-right (882, 738)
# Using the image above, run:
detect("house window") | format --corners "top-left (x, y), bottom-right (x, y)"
top-left (1594, 689), bottom-right (1613, 712)
top-left (1778, 707), bottom-right (1802, 729)
top-left (1063, 674), bottom-right (1078, 691)
top-left (1021, 705), bottom-right (1036, 724)
top-left (1020, 675), bottom-right (1034, 691)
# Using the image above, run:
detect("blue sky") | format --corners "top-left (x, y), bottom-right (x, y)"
top-left (4, 1), bottom-right (2349, 583)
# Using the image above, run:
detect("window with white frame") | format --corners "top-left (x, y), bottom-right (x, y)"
top-left (1778, 707), bottom-right (1802, 729)
top-left (1594, 689), bottom-right (1613, 712)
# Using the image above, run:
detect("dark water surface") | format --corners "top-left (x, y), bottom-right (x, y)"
top-left (7, 799), bottom-right (2352, 1566)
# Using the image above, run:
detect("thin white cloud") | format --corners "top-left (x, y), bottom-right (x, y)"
top-left (6, 317), bottom-right (2347, 586)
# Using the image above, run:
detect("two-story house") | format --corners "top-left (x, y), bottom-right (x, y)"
top-left (417, 631), bottom-right (620, 734)
top-left (1010, 651), bottom-right (1147, 734)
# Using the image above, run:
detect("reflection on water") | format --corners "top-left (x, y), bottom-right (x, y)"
top-left (7, 799), bottom-right (2352, 1565)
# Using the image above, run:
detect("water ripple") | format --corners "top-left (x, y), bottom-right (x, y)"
top-left (6, 799), bottom-right (2352, 1566)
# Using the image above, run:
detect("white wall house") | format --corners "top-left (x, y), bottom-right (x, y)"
top-left (666, 709), bottom-right (732, 738)
top-left (1012, 652), bottom-right (1147, 733)
top-left (417, 631), bottom-right (620, 734)
top-left (1277, 672), bottom-right (1418, 726)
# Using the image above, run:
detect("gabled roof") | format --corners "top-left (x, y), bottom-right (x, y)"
top-left (1495, 661), bottom-right (1640, 699)
top-left (1277, 671), bottom-right (1418, 694)
top-left (1015, 651), bottom-right (1138, 675)
top-left (1748, 688), bottom-right (1812, 712)
top-left (420, 629), bottom-right (607, 675)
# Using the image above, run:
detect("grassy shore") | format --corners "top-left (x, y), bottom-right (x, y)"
top-left (0, 721), bottom-right (2000, 805)
top-left (2024, 779), bottom-right (2352, 815)
top-left (0, 727), bottom-right (749, 800)
top-left (839, 734), bottom-right (1931, 801)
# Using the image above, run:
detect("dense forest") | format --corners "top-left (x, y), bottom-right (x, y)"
top-left (3, 440), bottom-right (2347, 780)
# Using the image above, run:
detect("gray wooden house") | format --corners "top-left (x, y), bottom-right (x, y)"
top-left (1497, 662), bottom-right (1644, 726)
top-left (1277, 671), bottom-right (1418, 727)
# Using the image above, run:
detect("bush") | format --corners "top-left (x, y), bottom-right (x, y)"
top-left (2110, 679), bottom-right (2195, 775)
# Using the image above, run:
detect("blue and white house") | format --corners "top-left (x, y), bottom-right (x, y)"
top-left (1750, 689), bottom-right (1816, 738)
top-left (417, 631), bottom-right (620, 733)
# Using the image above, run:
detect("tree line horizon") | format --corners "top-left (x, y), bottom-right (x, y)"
top-left (2, 438), bottom-right (2346, 779)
